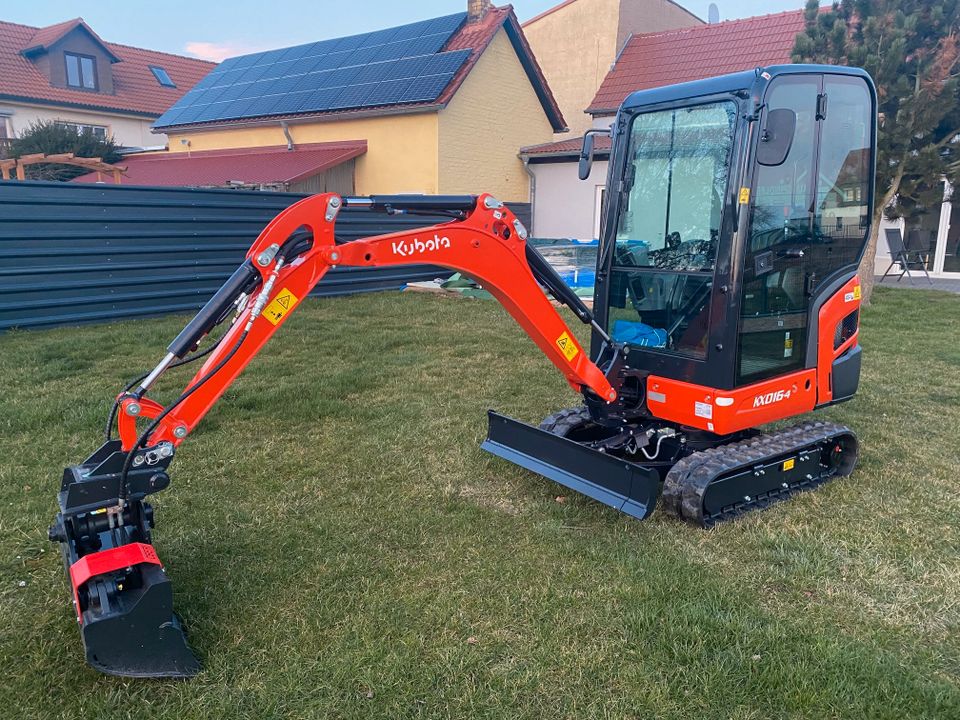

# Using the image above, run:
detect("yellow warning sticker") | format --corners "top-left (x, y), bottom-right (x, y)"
top-left (263, 288), bottom-right (299, 326)
top-left (853, 285), bottom-right (862, 300)
top-left (556, 331), bottom-right (579, 361)
top-left (738, 187), bottom-right (751, 204)
top-left (783, 458), bottom-right (796, 471)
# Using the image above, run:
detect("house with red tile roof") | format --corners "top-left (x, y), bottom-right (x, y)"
top-left (0, 17), bottom-right (214, 151)
top-left (523, 0), bottom-right (702, 135)
top-left (520, 8), bottom-right (807, 240)
top-left (132, 2), bottom-right (564, 201)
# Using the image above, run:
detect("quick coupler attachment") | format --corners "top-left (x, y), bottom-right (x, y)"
top-left (48, 441), bottom-right (199, 678)
top-left (481, 411), bottom-right (660, 520)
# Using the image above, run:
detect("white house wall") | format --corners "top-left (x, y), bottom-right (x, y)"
top-left (530, 159), bottom-right (609, 240)
top-left (1, 101), bottom-right (167, 149)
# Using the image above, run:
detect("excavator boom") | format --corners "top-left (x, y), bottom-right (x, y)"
top-left (114, 192), bottom-right (615, 452)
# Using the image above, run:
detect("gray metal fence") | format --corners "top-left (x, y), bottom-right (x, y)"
top-left (0, 181), bottom-right (529, 331)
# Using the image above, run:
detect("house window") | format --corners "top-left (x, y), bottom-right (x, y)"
top-left (56, 122), bottom-right (108, 139)
top-left (149, 66), bottom-right (176, 88)
top-left (65, 52), bottom-right (98, 90)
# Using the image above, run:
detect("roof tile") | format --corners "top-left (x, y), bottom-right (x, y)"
top-left (520, 134), bottom-right (610, 156)
top-left (588, 9), bottom-right (805, 114)
top-left (0, 18), bottom-right (215, 117)
top-left (73, 140), bottom-right (367, 186)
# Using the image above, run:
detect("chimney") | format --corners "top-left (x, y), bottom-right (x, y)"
top-left (468, 0), bottom-right (492, 23)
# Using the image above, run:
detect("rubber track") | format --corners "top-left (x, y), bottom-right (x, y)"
top-left (539, 406), bottom-right (594, 434)
top-left (661, 420), bottom-right (857, 528)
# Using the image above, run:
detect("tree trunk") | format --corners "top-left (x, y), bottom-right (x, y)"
top-left (857, 204), bottom-right (887, 306)
top-left (859, 161), bottom-right (906, 306)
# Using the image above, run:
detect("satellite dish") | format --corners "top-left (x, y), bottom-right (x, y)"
top-left (708, 2), bottom-right (720, 23)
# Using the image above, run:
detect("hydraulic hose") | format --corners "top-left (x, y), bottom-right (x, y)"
top-left (117, 328), bottom-right (250, 503)
top-left (105, 342), bottom-right (221, 442)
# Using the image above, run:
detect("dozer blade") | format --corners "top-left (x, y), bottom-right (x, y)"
top-left (481, 411), bottom-right (660, 520)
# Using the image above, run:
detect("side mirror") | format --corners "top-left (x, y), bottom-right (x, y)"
top-left (757, 108), bottom-right (796, 167)
top-left (578, 133), bottom-right (595, 180)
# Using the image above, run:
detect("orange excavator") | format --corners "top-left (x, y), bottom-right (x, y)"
top-left (49, 65), bottom-right (876, 676)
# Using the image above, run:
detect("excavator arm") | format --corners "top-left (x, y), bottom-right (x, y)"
top-left (114, 192), bottom-right (615, 453)
top-left (49, 192), bottom-right (639, 679)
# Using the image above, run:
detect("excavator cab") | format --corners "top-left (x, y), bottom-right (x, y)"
top-left (48, 65), bottom-right (875, 678)
top-left (588, 65), bottom-right (875, 405)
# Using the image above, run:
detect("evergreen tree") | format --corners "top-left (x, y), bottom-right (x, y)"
top-left (10, 119), bottom-right (123, 182)
top-left (794, 0), bottom-right (960, 302)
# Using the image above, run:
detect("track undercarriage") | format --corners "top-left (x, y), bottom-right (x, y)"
top-left (532, 407), bottom-right (858, 527)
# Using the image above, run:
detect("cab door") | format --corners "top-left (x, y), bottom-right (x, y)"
top-left (736, 72), bottom-right (874, 388)
top-left (737, 75), bottom-right (821, 385)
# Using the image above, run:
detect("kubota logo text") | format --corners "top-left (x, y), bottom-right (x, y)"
top-left (753, 389), bottom-right (792, 408)
top-left (391, 234), bottom-right (451, 257)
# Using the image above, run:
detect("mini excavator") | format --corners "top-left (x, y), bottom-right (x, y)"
top-left (49, 65), bottom-right (876, 676)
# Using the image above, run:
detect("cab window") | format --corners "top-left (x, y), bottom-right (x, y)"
top-left (607, 101), bottom-right (736, 357)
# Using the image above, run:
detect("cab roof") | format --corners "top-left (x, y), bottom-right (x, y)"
top-left (619, 64), bottom-right (874, 114)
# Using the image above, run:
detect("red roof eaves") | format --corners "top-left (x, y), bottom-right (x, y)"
top-left (434, 6), bottom-right (510, 106)
top-left (154, 101), bottom-right (443, 132)
top-left (74, 140), bottom-right (367, 186)
top-left (436, 5), bottom-right (565, 131)
top-left (520, 134), bottom-right (611, 156)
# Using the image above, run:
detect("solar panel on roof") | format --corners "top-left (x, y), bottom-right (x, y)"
top-left (400, 75), bottom-right (455, 103)
top-left (264, 75), bottom-right (302, 95)
top-left (214, 83), bottom-right (248, 102)
top-left (154, 11), bottom-right (470, 128)
top-left (240, 64), bottom-right (272, 83)
top-left (329, 83), bottom-right (379, 110)
top-left (270, 90), bottom-right (314, 115)
top-left (367, 79), bottom-right (409, 105)
top-left (277, 42), bottom-right (315, 63)
top-left (382, 55), bottom-right (430, 81)
top-left (303, 87), bottom-right (341, 108)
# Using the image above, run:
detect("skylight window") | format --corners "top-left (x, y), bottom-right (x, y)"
top-left (149, 66), bottom-right (176, 88)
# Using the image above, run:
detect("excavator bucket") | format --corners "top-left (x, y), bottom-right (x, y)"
top-left (49, 442), bottom-right (200, 678)
top-left (69, 554), bottom-right (199, 678)
top-left (481, 411), bottom-right (661, 520)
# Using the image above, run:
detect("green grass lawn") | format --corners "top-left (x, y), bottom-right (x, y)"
top-left (1, 287), bottom-right (958, 719)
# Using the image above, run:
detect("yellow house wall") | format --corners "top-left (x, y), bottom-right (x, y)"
top-left (616, 0), bottom-right (703, 50)
top-left (523, 0), bottom-right (620, 136)
top-left (164, 112), bottom-right (440, 194)
top-left (438, 28), bottom-right (554, 202)
top-left (524, 0), bottom-right (701, 135)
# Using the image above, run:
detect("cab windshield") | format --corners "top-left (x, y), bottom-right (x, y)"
top-left (606, 101), bottom-right (737, 357)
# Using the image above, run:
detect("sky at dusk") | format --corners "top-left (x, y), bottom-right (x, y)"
top-left (1, 1), bottom-right (816, 61)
